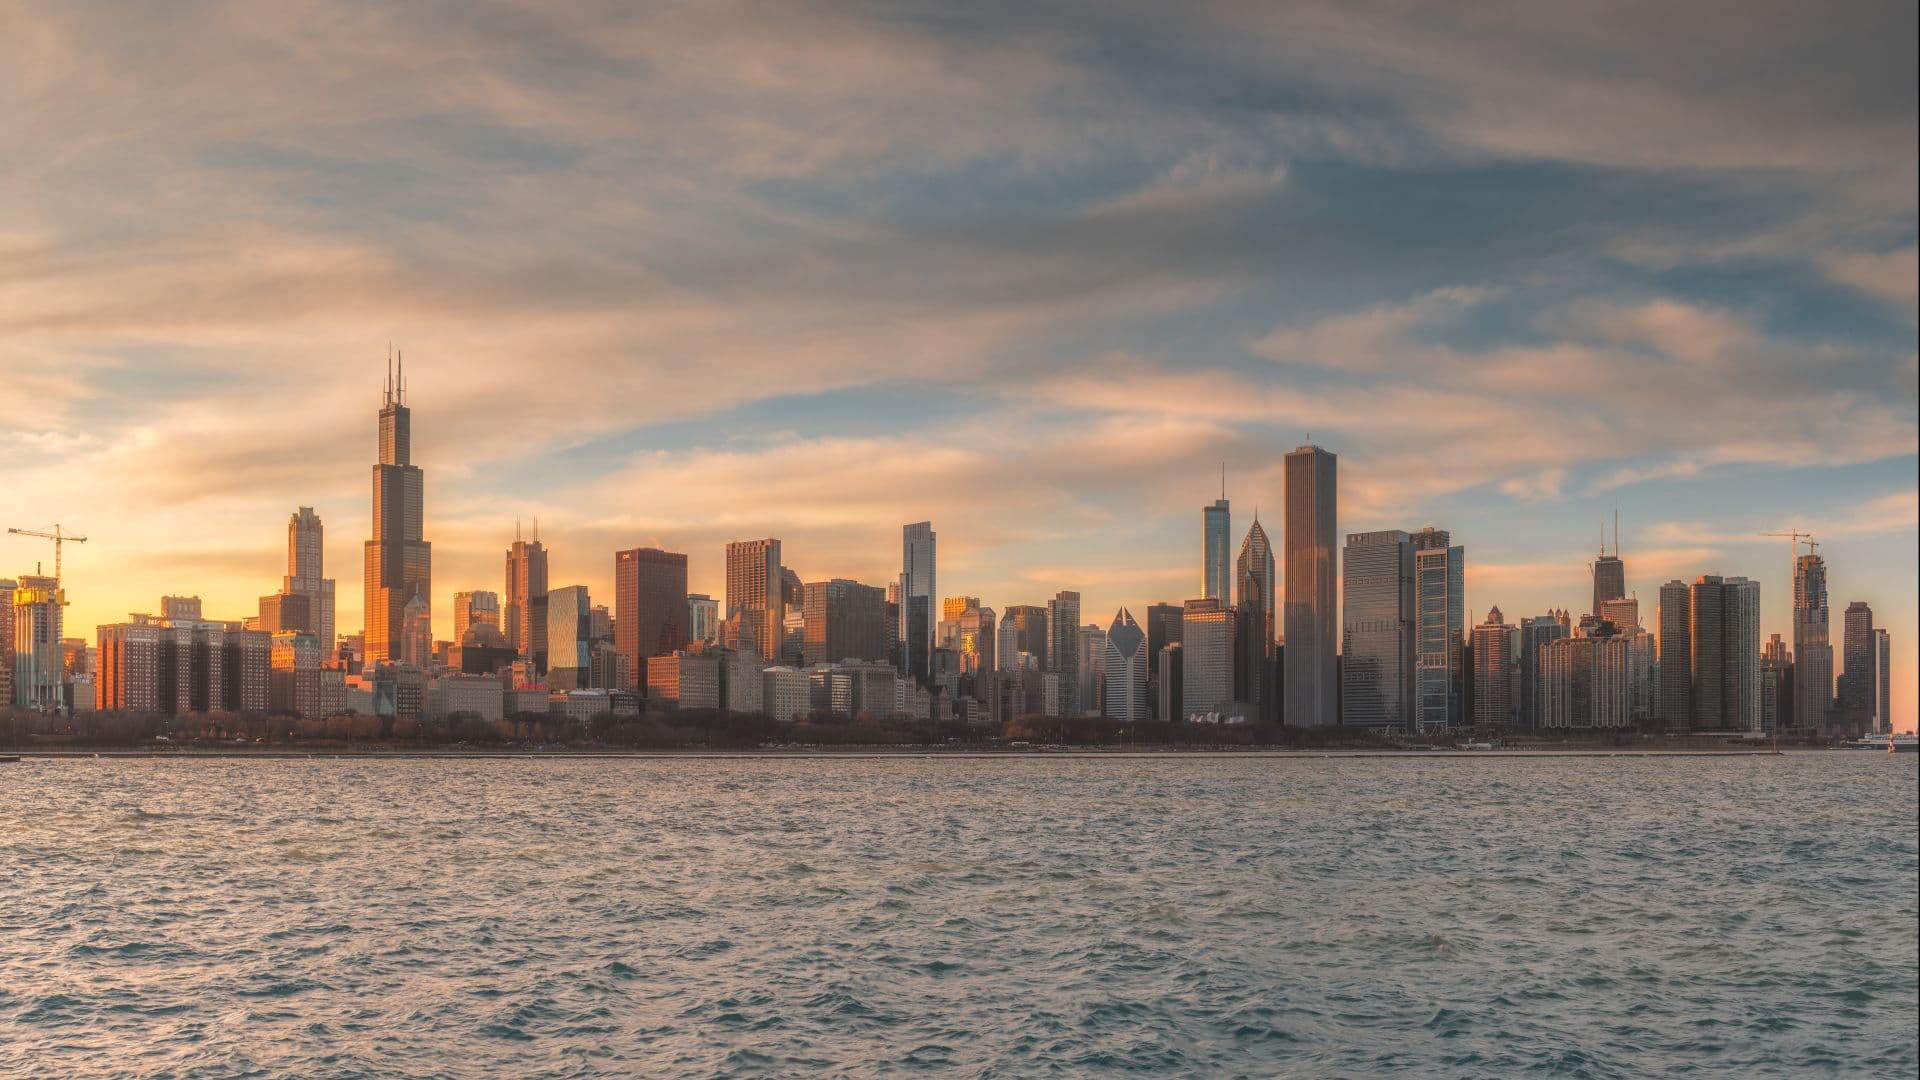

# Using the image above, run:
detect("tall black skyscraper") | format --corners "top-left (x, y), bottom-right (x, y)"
top-left (364, 354), bottom-right (430, 664)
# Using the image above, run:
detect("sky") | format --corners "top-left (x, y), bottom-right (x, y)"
top-left (2, 1), bottom-right (1915, 724)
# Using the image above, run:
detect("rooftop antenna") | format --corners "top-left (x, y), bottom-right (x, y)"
top-left (516, 516), bottom-right (522, 544)
top-left (1613, 507), bottom-right (1620, 559)
top-left (397, 349), bottom-right (405, 405)
top-left (1221, 461), bottom-right (1227, 500)
top-left (533, 516), bottom-right (539, 542)
top-left (385, 344), bottom-right (393, 404)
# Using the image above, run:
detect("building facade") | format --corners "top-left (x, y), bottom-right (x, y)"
top-left (802, 578), bottom-right (888, 666)
top-left (1341, 530), bottom-right (1414, 730)
top-left (1283, 443), bottom-right (1337, 727)
top-left (545, 585), bottom-right (592, 691)
top-left (1412, 527), bottom-right (1465, 732)
top-left (1102, 609), bottom-right (1149, 723)
top-left (1792, 552), bottom-right (1833, 732)
top-left (899, 522), bottom-right (937, 685)
top-left (615, 547), bottom-right (689, 691)
top-left (363, 360), bottom-right (431, 665)
top-left (725, 538), bottom-right (783, 664)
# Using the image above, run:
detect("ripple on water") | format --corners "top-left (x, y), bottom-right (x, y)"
top-left (0, 754), bottom-right (1912, 1077)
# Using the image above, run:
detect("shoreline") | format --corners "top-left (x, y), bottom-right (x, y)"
top-left (0, 747), bottom-right (1852, 761)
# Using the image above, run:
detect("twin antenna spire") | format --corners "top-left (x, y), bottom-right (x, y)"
top-left (383, 344), bottom-right (407, 406)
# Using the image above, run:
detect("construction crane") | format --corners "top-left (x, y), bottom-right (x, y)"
top-left (7, 524), bottom-right (88, 588)
top-left (1760, 531), bottom-right (1819, 566)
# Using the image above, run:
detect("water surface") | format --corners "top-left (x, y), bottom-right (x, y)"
top-left (2, 754), bottom-right (1914, 1077)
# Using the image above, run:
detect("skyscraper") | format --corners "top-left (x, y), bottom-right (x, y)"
top-left (1180, 597), bottom-right (1234, 719)
top-left (1234, 517), bottom-right (1275, 721)
top-left (0, 578), bottom-right (14, 706)
top-left (900, 522), bottom-right (936, 685)
top-left (687, 594), bottom-right (718, 646)
top-left (1591, 532), bottom-right (1625, 618)
top-left (802, 579), bottom-right (888, 666)
top-left (284, 507), bottom-right (335, 651)
top-left (1792, 551), bottom-right (1833, 732)
top-left (1341, 530), bottom-right (1414, 730)
top-left (504, 521), bottom-right (549, 666)
top-left (1001, 605), bottom-right (1049, 670)
top-left (363, 357), bottom-right (430, 664)
top-left (1412, 527), bottom-right (1465, 733)
top-left (1144, 602), bottom-right (1183, 721)
top-left (11, 575), bottom-right (62, 710)
top-left (615, 547), bottom-right (689, 691)
top-left (1471, 606), bottom-right (1517, 727)
top-left (1102, 608), bottom-right (1149, 723)
top-left (1838, 601), bottom-right (1875, 714)
top-left (1872, 628), bottom-right (1891, 733)
top-left (1691, 575), bottom-right (1762, 732)
top-left (545, 585), bottom-right (591, 691)
top-left (1047, 590), bottom-right (1081, 715)
top-left (1519, 610), bottom-right (1571, 730)
top-left (1657, 579), bottom-right (1691, 727)
top-left (725, 538), bottom-right (783, 664)
top-left (1283, 443), bottom-right (1337, 727)
top-left (1202, 474), bottom-right (1231, 604)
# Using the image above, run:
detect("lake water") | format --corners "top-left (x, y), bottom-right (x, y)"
top-left (2, 754), bottom-right (1914, 1077)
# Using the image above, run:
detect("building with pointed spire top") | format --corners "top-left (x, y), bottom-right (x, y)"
top-left (1591, 516), bottom-right (1625, 617)
top-left (1235, 516), bottom-right (1275, 722)
top-left (1102, 608), bottom-right (1148, 723)
top-left (363, 352), bottom-right (431, 666)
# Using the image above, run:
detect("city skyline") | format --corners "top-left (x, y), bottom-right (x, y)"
top-left (10, 362), bottom-right (1912, 729)
top-left (2, 4), bottom-right (1913, 724)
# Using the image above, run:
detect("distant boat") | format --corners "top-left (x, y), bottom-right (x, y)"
top-left (1840, 733), bottom-right (1917, 752)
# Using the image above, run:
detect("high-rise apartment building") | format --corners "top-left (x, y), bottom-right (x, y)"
top-left (1792, 551), bottom-right (1833, 732)
top-left (96, 604), bottom-right (270, 716)
top-left (1657, 579), bottom-right (1691, 727)
top-left (900, 522), bottom-right (936, 685)
top-left (11, 575), bottom-right (63, 711)
top-left (1412, 527), bottom-right (1465, 733)
top-left (363, 358), bottom-right (431, 664)
top-left (1538, 622), bottom-right (1643, 730)
top-left (1202, 483), bottom-right (1231, 605)
top-left (687, 594), bottom-right (718, 646)
top-left (1471, 607), bottom-right (1517, 727)
top-left (1691, 575), bottom-right (1762, 732)
top-left (726, 538), bottom-right (783, 664)
top-left (1341, 530), bottom-right (1414, 730)
top-left (1283, 443), bottom-right (1337, 727)
top-left (1103, 609), bottom-right (1149, 723)
top-left (1047, 591), bottom-right (1081, 716)
top-left (802, 579), bottom-right (888, 666)
top-left (1871, 628), bottom-right (1890, 733)
top-left (1838, 601), bottom-right (1875, 714)
top-left (545, 585), bottom-right (592, 691)
top-left (1761, 633), bottom-right (1793, 734)
top-left (615, 547), bottom-right (689, 691)
top-left (504, 522), bottom-right (549, 667)
top-left (1519, 610), bottom-right (1571, 730)
top-left (0, 578), bottom-right (14, 706)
